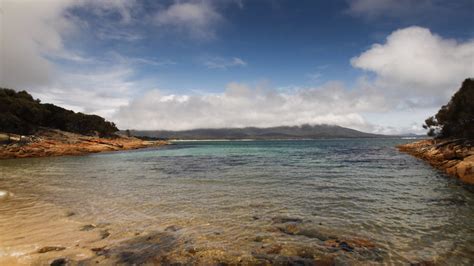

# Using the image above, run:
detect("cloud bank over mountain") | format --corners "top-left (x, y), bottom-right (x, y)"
top-left (113, 26), bottom-right (474, 133)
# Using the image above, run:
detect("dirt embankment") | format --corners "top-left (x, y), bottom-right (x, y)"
top-left (0, 129), bottom-right (168, 159)
top-left (397, 139), bottom-right (474, 184)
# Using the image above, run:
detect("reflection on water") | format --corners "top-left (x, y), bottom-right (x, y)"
top-left (1, 139), bottom-right (473, 264)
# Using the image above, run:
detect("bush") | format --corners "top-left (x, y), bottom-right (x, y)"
top-left (423, 78), bottom-right (474, 139)
top-left (0, 88), bottom-right (118, 136)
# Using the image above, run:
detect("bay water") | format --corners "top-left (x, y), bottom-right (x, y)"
top-left (1, 139), bottom-right (473, 264)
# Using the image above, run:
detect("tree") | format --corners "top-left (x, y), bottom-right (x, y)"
top-left (423, 78), bottom-right (474, 139)
top-left (0, 88), bottom-right (119, 136)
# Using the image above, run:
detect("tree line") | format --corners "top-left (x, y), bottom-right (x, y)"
top-left (0, 88), bottom-right (118, 136)
top-left (423, 78), bottom-right (474, 139)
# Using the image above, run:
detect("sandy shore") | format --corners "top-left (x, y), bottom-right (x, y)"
top-left (0, 129), bottom-right (169, 159)
top-left (397, 139), bottom-right (474, 184)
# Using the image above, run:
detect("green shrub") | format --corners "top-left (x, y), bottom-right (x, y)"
top-left (423, 78), bottom-right (474, 139)
top-left (0, 88), bottom-right (118, 136)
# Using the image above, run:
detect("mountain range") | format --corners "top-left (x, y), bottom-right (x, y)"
top-left (129, 124), bottom-right (385, 140)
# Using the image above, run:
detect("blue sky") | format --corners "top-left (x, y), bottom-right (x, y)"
top-left (2, 0), bottom-right (474, 133)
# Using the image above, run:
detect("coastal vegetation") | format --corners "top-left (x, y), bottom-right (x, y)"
top-left (0, 88), bottom-right (118, 137)
top-left (398, 78), bottom-right (474, 184)
top-left (423, 78), bottom-right (474, 139)
top-left (0, 89), bottom-right (169, 159)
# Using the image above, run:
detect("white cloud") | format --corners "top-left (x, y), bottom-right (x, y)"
top-left (32, 66), bottom-right (135, 118)
top-left (203, 57), bottom-right (247, 69)
top-left (113, 81), bottom-right (388, 131)
top-left (85, 0), bottom-right (137, 24)
top-left (351, 26), bottom-right (474, 106)
top-left (1, 0), bottom-right (75, 89)
top-left (95, 28), bottom-right (143, 42)
top-left (0, 0), bottom-right (138, 89)
top-left (154, 1), bottom-right (222, 39)
top-left (0, 0), bottom-right (140, 118)
top-left (112, 26), bottom-right (473, 134)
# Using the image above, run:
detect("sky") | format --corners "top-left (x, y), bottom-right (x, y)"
top-left (1, 0), bottom-right (473, 134)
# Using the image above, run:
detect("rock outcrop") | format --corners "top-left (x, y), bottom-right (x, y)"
top-left (0, 128), bottom-right (168, 159)
top-left (397, 139), bottom-right (474, 184)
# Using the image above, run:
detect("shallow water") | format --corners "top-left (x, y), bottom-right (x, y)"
top-left (1, 139), bottom-right (473, 264)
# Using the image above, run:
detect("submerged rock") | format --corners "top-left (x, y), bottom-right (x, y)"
top-left (100, 229), bottom-right (110, 239)
top-left (164, 225), bottom-right (182, 232)
top-left (80, 224), bottom-right (96, 231)
top-left (253, 253), bottom-right (315, 266)
top-left (253, 235), bottom-right (267, 242)
top-left (410, 260), bottom-right (436, 266)
top-left (94, 231), bottom-right (177, 265)
top-left (275, 222), bottom-right (336, 242)
top-left (277, 222), bottom-right (301, 235)
top-left (271, 216), bottom-right (303, 224)
top-left (37, 246), bottom-right (66, 253)
top-left (91, 246), bottom-right (109, 256)
top-left (50, 258), bottom-right (68, 266)
top-left (339, 241), bottom-right (354, 252)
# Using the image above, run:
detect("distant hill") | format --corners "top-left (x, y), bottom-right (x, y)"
top-left (129, 124), bottom-right (384, 140)
top-left (0, 88), bottom-right (118, 136)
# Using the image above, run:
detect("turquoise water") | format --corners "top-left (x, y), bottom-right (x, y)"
top-left (1, 139), bottom-right (473, 264)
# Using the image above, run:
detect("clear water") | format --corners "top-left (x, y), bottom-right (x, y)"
top-left (1, 139), bottom-right (473, 264)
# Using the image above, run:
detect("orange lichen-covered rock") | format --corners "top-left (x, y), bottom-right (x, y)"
top-left (0, 129), bottom-right (168, 159)
top-left (397, 139), bottom-right (474, 185)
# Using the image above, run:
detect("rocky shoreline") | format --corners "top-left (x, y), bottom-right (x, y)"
top-left (397, 139), bottom-right (474, 184)
top-left (0, 129), bottom-right (169, 159)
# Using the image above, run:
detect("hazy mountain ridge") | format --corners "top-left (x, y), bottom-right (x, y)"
top-left (129, 124), bottom-right (384, 140)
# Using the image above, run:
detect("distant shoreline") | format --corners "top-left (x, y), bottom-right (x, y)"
top-left (169, 136), bottom-right (423, 142)
top-left (0, 129), bottom-right (169, 160)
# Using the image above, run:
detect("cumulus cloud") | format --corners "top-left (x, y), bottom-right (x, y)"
top-left (113, 81), bottom-right (388, 131)
top-left (154, 1), bottom-right (222, 39)
top-left (351, 26), bottom-right (474, 106)
top-left (29, 65), bottom-right (136, 118)
top-left (0, 0), bottom-right (141, 118)
top-left (203, 57), bottom-right (247, 69)
top-left (0, 0), bottom-right (138, 89)
top-left (112, 26), bottom-right (473, 133)
top-left (1, 0), bottom-right (75, 88)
